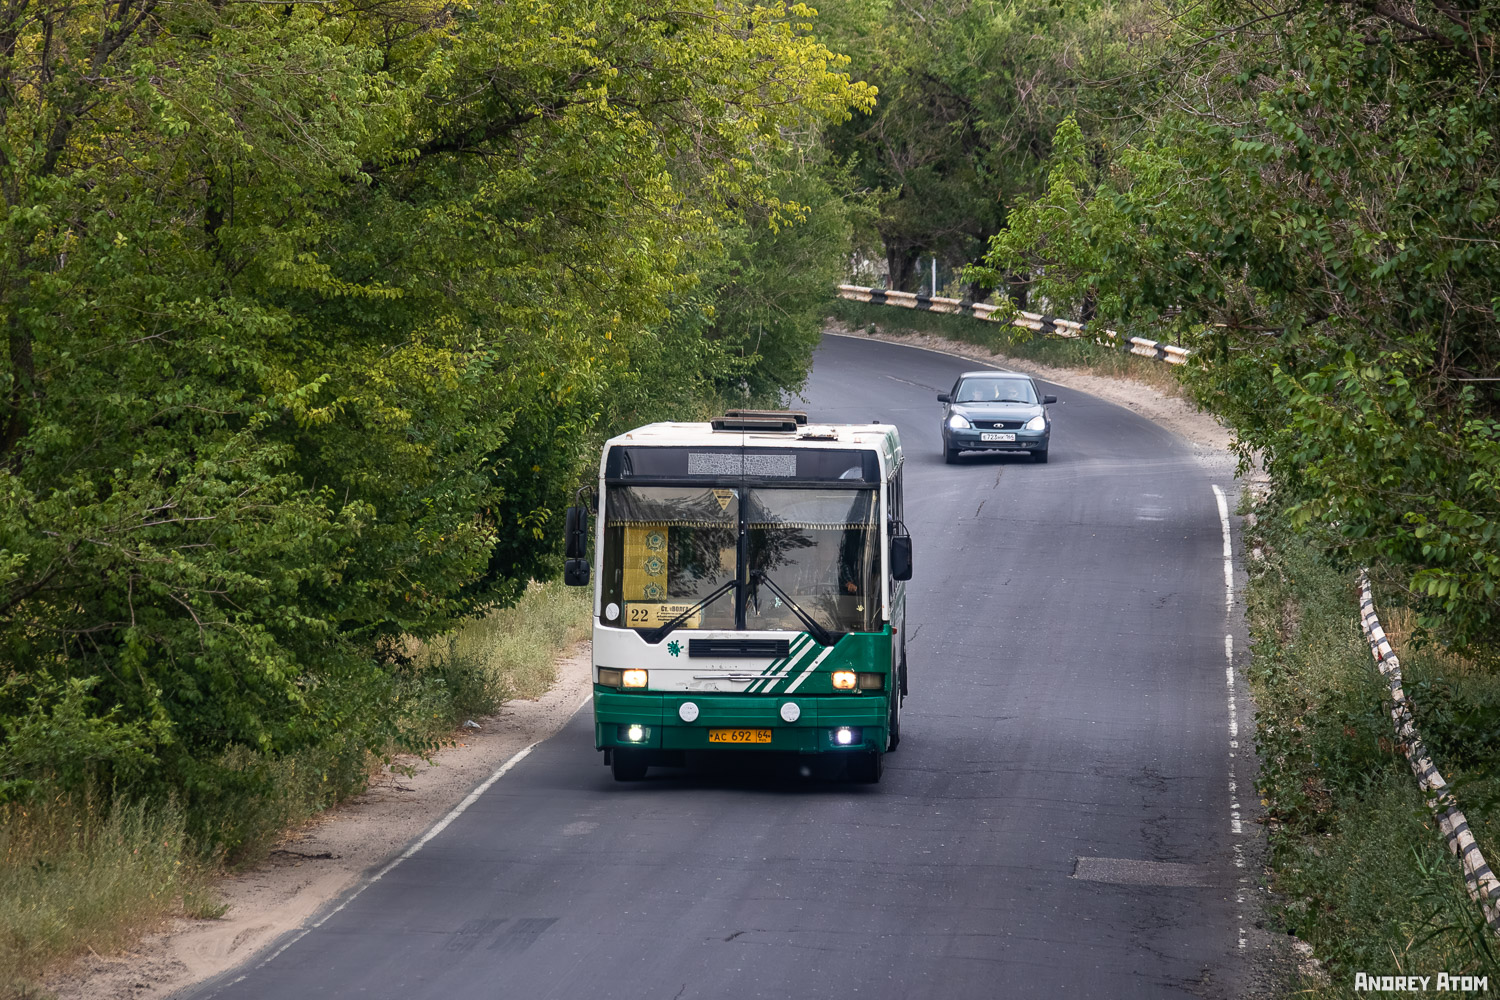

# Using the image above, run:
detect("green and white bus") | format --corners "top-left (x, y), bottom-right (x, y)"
top-left (562, 411), bottom-right (912, 783)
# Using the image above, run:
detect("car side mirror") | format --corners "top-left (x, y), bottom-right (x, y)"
top-left (1042, 394), bottom-right (1057, 405)
top-left (936, 393), bottom-right (950, 403)
top-left (564, 505), bottom-right (588, 560)
top-left (564, 558), bottom-right (590, 587)
top-left (890, 534), bottom-right (913, 582)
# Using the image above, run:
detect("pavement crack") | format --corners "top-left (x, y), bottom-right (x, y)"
top-left (882, 374), bottom-right (942, 391)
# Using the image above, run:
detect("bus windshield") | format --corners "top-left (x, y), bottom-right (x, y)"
top-left (599, 485), bottom-right (881, 633)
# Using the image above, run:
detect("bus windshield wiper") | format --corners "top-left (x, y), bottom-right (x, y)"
top-left (639, 579), bottom-right (738, 645)
top-left (749, 570), bottom-right (842, 648)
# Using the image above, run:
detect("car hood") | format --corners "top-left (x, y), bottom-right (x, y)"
top-left (951, 401), bottom-right (1044, 419)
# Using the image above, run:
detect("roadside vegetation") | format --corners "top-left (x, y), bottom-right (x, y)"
top-left (0, 583), bottom-right (592, 997)
top-left (0, 0), bottom-right (876, 989)
top-left (1244, 508), bottom-right (1500, 994)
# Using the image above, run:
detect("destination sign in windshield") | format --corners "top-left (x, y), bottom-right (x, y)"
top-left (606, 446), bottom-right (878, 484)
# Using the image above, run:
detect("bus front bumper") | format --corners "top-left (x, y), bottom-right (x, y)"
top-left (595, 690), bottom-right (887, 753)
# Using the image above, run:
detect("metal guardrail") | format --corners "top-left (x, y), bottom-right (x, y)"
top-left (1358, 571), bottom-right (1500, 936)
top-left (836, 284), bottom-right (1192, 365)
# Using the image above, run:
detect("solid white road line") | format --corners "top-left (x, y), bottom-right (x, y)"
top-left (224, 696), bottom-right (595, 988)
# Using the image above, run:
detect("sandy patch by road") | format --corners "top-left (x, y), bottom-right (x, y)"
top-left (45, 644), bottom-right (593, 1000)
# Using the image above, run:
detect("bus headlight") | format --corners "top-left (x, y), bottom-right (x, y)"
top-left (856, 672), bottom-right (884, 690)
top-left (598, 667), bottom-right (623, 688)
top-left (832, 670), bottom-right (857, 690)
top-left (622, 669), bottom-right (648, 689)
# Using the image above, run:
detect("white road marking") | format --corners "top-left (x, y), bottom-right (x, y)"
top-left (1213, 485), bottom-right (1234, 610)
top-left (1214, 485), bottom-right (1248, 950)
top-left (228, 735), bottom-right (550, 985)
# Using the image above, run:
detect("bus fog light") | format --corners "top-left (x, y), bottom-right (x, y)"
top-left (856, 672), bottom-right (884, 690)
top-left (598, 667), bottom-right (623, 688)
top-left (619, 724), bottom-right (650, 743)
top-left (833, 726), bottom-right (858, 746)
top-left (622, 669), bottom-right (648, 688)
top-left (831, 670), bottom-right (857, 690)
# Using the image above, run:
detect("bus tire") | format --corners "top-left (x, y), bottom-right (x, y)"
top-left (611, 750), bottom-right (648, 782)
top-left (848, 751), bottom-right (882, 783)
top-left (886, 691), bottom-right (902, 752)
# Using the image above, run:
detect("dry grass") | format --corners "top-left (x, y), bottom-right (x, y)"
top-left (0, 794), bottom-right (212, 998)
top-left (416, 580), bottom-right (592, 702)
top-left (1383, 606), bottom-right (1485, 677)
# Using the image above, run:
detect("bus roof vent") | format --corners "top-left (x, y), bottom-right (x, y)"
top-left (724, 409), bottom-right (808, 425)
top-left (712, 409), bottom-right (807, 432)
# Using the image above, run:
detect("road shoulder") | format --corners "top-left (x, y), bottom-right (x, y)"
top-left (45, 644), bottom-right (593, 1000)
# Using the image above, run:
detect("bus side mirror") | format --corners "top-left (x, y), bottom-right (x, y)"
top-left (563, 506), bottom-right (590, 587)
top-left (564, 558), bottom-right (590, 587)
top-left (564, 505), bottom-right (587, 560)
top-left (890, 534), bottom-right (913, 582)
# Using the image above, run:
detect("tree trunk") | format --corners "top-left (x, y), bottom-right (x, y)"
top-left (1005, 273), bottom-right (1028, 311)
top-left (884, 242), bottom-right (922, 292)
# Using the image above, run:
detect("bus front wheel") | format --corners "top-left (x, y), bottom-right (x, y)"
top-left (611, 750), bottom-right (648, 782)
top-left (848, 751), bottom-right (882, 783)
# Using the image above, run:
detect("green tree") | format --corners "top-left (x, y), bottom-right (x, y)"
top-left (0, 0), bottom-right (873, 822)
top-left (824, 0), bottom-right (1163, 294)
top-left (978, 0), bottom-right (1500, 647)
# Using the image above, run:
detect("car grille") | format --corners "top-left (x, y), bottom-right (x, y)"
top-left (973, 419), bottom-right (1025, 430)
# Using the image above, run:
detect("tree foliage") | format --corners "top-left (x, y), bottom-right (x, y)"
top-left (0, 0), bottom-right (873, 822)
top-left (824, 0), bottom-right (1163, 292)
top-left (976, 0), bottom-right (1500, 647)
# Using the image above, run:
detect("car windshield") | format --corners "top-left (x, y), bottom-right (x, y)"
top-left (598, 485), bottom-right (881, 633)
top-left (954, 377), bottom-right (1037, 404)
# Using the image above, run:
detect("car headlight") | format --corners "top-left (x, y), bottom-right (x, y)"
top-left (1023, 414), bottom-right (1046, 431)
top-left (947, 413), bottom-right (972, 430)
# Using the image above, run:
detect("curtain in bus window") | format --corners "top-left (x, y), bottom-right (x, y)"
top-left (603, 487), bottom-right (738, 629)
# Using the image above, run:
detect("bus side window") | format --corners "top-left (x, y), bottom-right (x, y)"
top-left (889, 466), bottom-right (904, 534)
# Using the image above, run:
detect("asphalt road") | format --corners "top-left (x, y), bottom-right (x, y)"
top-left (192, 334), bottom-right (1251, 1000)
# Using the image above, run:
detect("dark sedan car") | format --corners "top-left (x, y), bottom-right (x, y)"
top-left (938, 371), bottom-right (1056, 464)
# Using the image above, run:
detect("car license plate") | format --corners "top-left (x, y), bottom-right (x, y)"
top-left (981, 432), bottom-right (1016, 442)
top-left (708, 728), bottom-right (772, 744)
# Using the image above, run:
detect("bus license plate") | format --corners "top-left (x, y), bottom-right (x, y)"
top-left (708, 728), bottom-right (772, 744)
top-left (981, 432), bottom-right (1015, 442)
